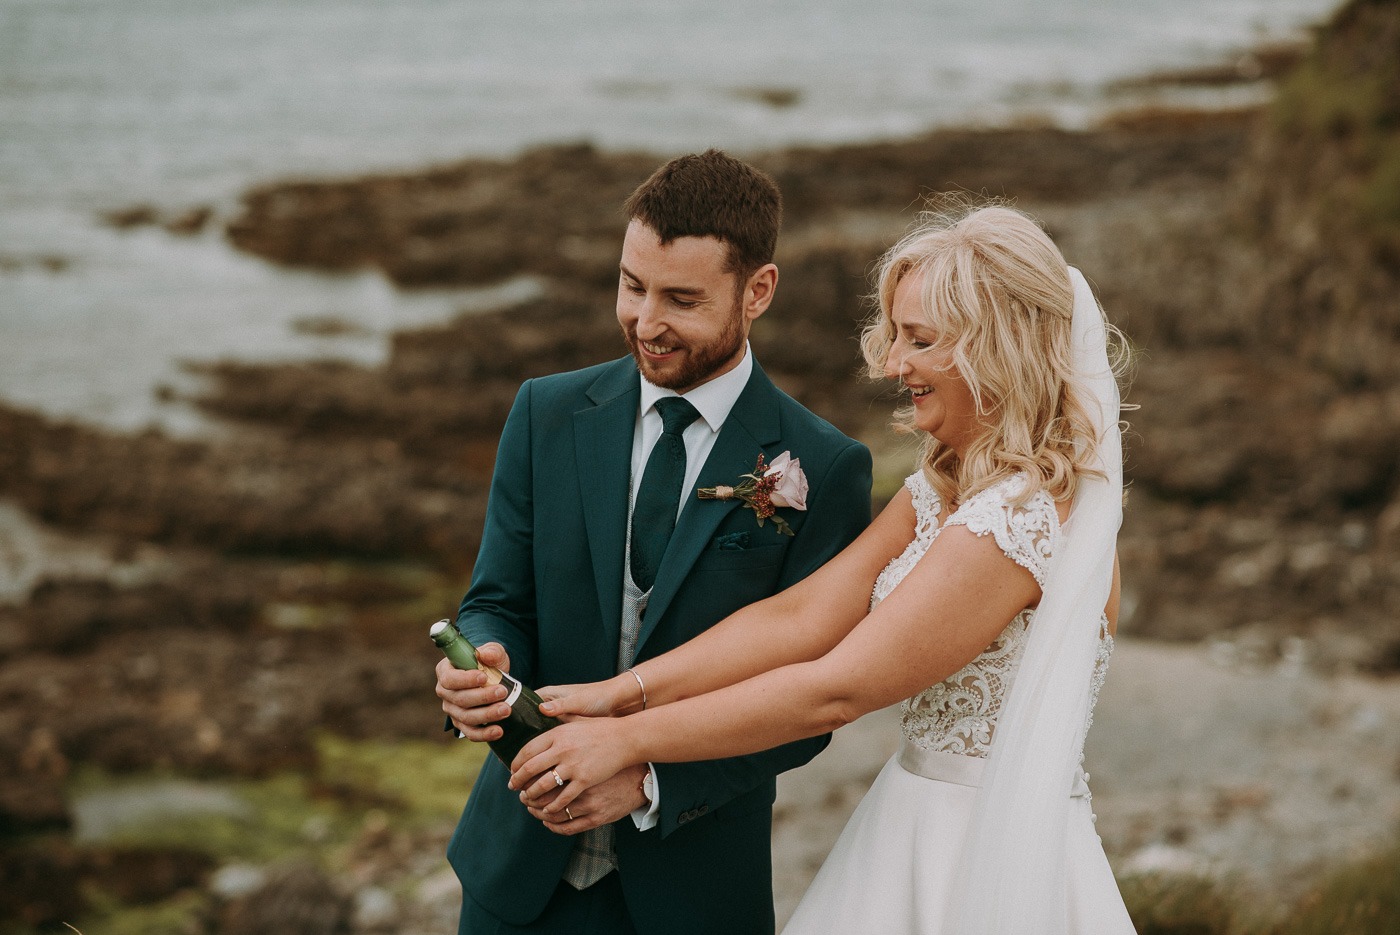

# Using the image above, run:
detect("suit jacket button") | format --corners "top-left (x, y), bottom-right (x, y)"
top-left (697, 805), bottom-right (709, 816)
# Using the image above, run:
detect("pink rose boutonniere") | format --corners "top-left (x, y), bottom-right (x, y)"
top-left (697, 450), bottom-right (808, 536)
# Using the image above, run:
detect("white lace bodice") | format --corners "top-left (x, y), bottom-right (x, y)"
top-left (873, 471), bottom-right (1113, 758)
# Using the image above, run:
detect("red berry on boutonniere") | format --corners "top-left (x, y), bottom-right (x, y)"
top-left (697, 451), bottom-right (808, 536)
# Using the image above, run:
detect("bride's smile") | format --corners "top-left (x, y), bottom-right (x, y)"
top-left (884, 270), bottom-right (983, 454)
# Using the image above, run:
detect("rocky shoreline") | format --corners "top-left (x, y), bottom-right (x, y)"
top-left (5, 4), bottom-right (1400, 928)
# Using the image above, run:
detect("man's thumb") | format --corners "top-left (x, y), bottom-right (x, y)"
top-left (476, 641), bottom-right (509, 671)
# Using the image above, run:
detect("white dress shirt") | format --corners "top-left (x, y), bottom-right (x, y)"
top-left (627, 343), bottom-right (753, 829)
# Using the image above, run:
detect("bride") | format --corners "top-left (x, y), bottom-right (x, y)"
top-left (503, 204), bottom-right (1135, 934)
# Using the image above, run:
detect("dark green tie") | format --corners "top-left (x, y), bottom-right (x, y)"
top-left (630, 396), bottom-right (700, 592)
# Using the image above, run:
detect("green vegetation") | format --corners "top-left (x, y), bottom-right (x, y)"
top-left (1273, 59), bottom-right (1393, 142)
top-left (260, 558), bottom-right (468, 640)
top-left (314, 732), bottom-right (490, 823)
top-left (1119, 834), bottom-right (1400, 935)
top-left (64, 770), bottom-right (348, 865)
top-left (1270, 0), bottom-right (1400, 241)
top-left (1362, 145), bottom-right (1400, 230)
top-left (1284, 838), bottom-right (1400, 935)
top-left (1121, 872), bottom-right (1250, 935)
top-left (70, 891), bottom-right (206, 935)
top-left (63, 733), bottom-right (483, 863)
top-left (1, 734), bottom-right (488, 935)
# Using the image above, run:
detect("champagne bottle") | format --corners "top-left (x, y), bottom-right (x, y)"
top-left (430, 618), bottom-right (560, 766)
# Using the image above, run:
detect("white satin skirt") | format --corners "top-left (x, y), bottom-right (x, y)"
top-left (781, 743), bottom-right (1136, 934)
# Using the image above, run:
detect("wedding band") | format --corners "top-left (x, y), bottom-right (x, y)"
top-left (552, 769), bottom-right (564, 787)
top-left (565, 807), bottom-right (574, 821)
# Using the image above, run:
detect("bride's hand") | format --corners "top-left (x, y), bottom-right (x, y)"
top-left (532, 684), bottom-right (598, 722)
top-left (537, 672), bottom-right (640, 720)
top-left (508, 718), bottom-right (640, 817)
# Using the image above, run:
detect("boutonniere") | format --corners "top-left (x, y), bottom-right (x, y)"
top-left (697, 450), bottom-right (808, 536)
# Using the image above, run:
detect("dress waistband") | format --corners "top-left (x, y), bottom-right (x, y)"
top-left (896, 740), bottom-right (1091, 798)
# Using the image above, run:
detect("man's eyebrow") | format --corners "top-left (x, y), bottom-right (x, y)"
top-left (618, 263), bottom-right (707, 297)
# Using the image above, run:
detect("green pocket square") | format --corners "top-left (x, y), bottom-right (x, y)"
top-left (712, 531), bottom-right (752, 551)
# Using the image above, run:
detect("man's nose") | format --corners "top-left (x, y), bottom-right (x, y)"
top-left (634, 295), bottom-right (667, 338)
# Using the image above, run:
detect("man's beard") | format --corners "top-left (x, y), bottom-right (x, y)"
top-left (623, 311), bottom-right (745, 391)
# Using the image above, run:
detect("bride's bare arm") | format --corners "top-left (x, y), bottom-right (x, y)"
top-left (512, 522), bottom-right (1047, 810)
top-left (539, 488), bottom-right (916, 718)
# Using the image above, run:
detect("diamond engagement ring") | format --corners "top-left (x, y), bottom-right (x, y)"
top-left (552, 769), bottom-right (564, 787)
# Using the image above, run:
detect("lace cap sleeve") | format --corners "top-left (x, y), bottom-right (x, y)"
top-left (904, 471), bottom-right (943, 544)
top-left (943, 475), bottom-right (1060, 587)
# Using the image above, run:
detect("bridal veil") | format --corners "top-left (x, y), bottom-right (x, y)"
top-left (944, 266), bottom-right (1124, 934)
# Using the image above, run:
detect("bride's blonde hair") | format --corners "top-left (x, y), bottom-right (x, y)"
top-left (860, 201), bottom-right (1124, 508)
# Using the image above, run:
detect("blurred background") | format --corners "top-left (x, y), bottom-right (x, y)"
top-left (3, 0), bottom-right (1399, 932)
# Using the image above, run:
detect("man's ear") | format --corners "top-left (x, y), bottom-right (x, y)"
top-left (743, 263), bottom-right (779, 322)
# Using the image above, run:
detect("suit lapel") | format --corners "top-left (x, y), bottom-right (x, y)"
top-left (574, 360), bottom-right (640, 651)
top-left (638, 364), bottom-right (784, 649)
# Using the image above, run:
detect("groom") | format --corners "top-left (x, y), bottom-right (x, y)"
top-left (436, 150), bottom-right (872, 935)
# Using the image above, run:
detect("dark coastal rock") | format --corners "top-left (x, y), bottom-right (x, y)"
top-left (88, 847), bottom-right (217, 904)
top-left (0, 842), bottom-right (87, 929)
top-left (1108, 41), bottom-right (1307, 90)
top-left (0, 575), bottom-right (257, 660)
top-left (224, 121), bottom-right (1254, 289)
top-left (217, 860), bottom-right (352, 935)
top-left (164, 205), bottom-right (214, 236)
top-left (1126, 348), bottom-right (1400, 513)
top-left (0, 404), bottom-right (487, 562)
top-left (0, 776), bottom-right (70, 839)
top-left (0, 719), bottom-right (70, 839)
top-left (0, 253), bottom-right (70, 273)
top-left (0, 841), bottom-right (214, 930)
top-left (102, 204), bottom-right (160, 229)
top-left (101, 203), bottom-right (216, 235)
top-left (0, 783), bottom-right (69, 838)
top-left (226, 143), bottom-right (659, 287)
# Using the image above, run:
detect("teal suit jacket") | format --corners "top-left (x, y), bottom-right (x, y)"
top-left (447, 355), bottom-right (872, 934)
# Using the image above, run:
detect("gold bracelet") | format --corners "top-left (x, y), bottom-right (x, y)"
top-left (626, 667), bottom-right (648, 710)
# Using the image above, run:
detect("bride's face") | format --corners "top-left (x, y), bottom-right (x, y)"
top-left (883, 271), bottom-right (983, 454)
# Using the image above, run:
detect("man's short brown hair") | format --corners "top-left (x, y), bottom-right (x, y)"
top-left (623, 149), bottom-right (782, 281)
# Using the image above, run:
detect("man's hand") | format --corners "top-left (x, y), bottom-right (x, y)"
top-left (436, 642), bottom-right (513, 742)
top-left (520, 763), bottom-right (649, 836)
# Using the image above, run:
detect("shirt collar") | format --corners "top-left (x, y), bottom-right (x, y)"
top-left (639, 342), bottom-right (752, 433)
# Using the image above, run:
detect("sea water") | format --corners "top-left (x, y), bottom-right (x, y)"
top-left (0, 0), bottom-right (1339, 432)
